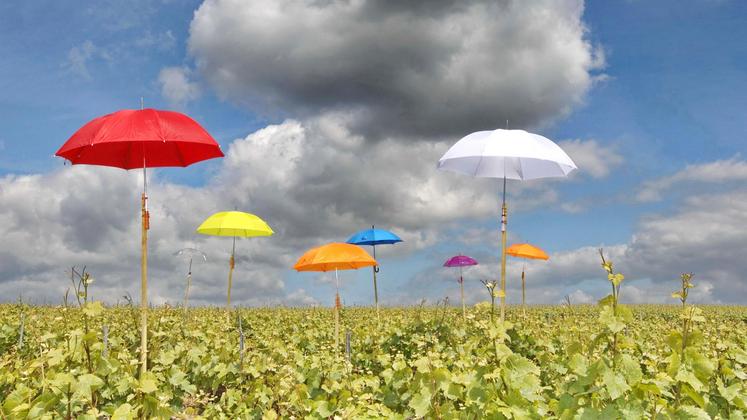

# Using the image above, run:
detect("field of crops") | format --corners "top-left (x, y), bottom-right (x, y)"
top-left (1, 302), bottom-right (746, 419)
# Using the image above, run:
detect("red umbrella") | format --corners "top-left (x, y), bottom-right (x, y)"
top-left (56, 108), bottom-right (223, 375)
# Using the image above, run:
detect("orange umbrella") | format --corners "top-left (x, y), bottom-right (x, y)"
top-left (294, 242), bottom-right (377, 272)
top-left (294, 243), bottom-right (377, 352)
top-left (507, 243), bottom-right (549, 314)
top-left (506, 243), bottom-right (549, 260)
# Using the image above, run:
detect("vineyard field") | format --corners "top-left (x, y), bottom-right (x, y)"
top-left (2, 304), bottom-right (746, 419)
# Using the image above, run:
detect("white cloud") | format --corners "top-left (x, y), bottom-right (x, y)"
top-left (636, 157), bottom-right (747, 202)
top-left (559, 139), bottom-right (624, 179)
top-left (158, 67), bottom-right (201, 108)
top-left (0, 115), bottom-right (557, 305)
top-left (188, 0), bottom-right (604, 138)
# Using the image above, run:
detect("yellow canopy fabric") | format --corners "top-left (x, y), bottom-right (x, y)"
top-left (506, 243), bottom-right (549, 260)
top-left (196, 211), bottom-right (274, 237)
top-left (294, 243), bottom-right (377, 272)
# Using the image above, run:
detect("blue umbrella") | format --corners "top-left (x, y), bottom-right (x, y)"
top-left (347, 225), bottom-right (402, 320)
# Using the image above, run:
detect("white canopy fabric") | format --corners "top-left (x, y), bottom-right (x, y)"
top-left (437, 129), bottom-right (577, 180)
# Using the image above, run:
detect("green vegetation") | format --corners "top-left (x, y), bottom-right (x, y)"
top-left (1, 300), bottom-right (745, 418)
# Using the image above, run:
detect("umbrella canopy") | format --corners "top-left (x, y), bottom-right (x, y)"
top-left (196, 211), bottom-right (274, 237)
top-left (56, 109), bottom-right (224, 169)
top-left (437, 129), bottom-right (576, 179)
top-left (174, 247), bottom-right (208, 261)
top-left (347, 228), bottom-right (402, 246)
top-left (444, 255), bottom-right (479, 267)
top-left (507, 243), bottom-right (549, 260)
top-left (294, 243), bottom-right (377, 272)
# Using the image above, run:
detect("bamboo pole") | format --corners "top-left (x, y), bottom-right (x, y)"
top-left (334, 268), bottom-right (340, 353)
top-left (460, 266), bottom-right (465, 321)
top-left (521, 265), bottom-right (526, 317)
top-left (183, 258), bottom-right (192, 317)
top-left (500, 175), bottom-right (507, 322)
top-left (227, 236), bottom-right (235, 310)
top-left (372, 242), bottom-right (379, 324)
top-left (139, 166), bottom-right (149, 376)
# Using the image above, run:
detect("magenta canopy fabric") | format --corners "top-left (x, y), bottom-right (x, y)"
top-left (443, 255), bottom-right (478, 267)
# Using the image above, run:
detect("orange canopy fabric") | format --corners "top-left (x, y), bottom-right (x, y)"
top-left (294, 243), bottom-right (377, 272)
top-left (506, 243), bottom-right (549, 260)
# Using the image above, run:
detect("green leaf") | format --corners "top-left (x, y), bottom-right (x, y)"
top-left (609, 273), bottom-right (624, 286)
top-left (82, 301), bottom-right (104, 318)
top-left (597, 294), bottom-right (614, 307)
top-left (599, 306), bottom-right (625, 333)
top-left (314, 400), bottom-right (334, 417)
top-left (408, 388), bottom-right (432, 417)
top-left (672, 406), bottom-right (711, 420)
top-left (111, 403), bottom-right (135, 420)
top-left (568, 353), bottom-right (588, 376)
top-left (139, 373), bottom-right (158, 394)
top-left (603, 369), bottom-right (630, 400)
top-left (617, 354), bottom-right (643, 386)
top-left (675, 369), bottom-right (704, 393)
top-left (75, 373), bottom-right (104, 395)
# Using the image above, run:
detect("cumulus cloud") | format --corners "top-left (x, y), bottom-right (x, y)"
top-left (188, 0), bottom-right (604, 139)
top-left (158, 67), bottom-right (201, 108)
top-left (0, 115), bottom-right (560, 305)
top-left (636, 157), bottom-right (747, 202)
top-left (559, 139), bottom-right (623, 179)
top-left (2, 115), bottom-right (745, 306)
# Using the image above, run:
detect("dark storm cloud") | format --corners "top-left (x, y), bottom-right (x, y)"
top-left (188, 0), bottom-right (603, 139)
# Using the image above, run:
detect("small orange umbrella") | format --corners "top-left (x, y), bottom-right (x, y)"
top-left (507, 243), bottom-right (549, 314)
top-left (294, 243), bottom-right (377, 272)
top-left (294, 243), bottom-right (377, 351)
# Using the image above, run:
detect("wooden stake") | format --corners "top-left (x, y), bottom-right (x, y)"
top-left (500, 201), bottom-right (507, 322)
top-left (140, 189), bottom-right (148, 376)
top-left (227, 236), bottom-right (236, 311)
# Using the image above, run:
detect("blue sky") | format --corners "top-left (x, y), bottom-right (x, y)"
top-left (1, 0), bottom-right (745, 306)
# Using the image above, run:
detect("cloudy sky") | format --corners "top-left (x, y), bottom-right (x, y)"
top-left (1, 0), bottom-right (745, 307)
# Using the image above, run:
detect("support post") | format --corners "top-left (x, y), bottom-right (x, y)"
top-left (521, 265), bottom-right (526, 317)
top-left (372, 242), bottom-right (379, 324)
top-left (334, 268), bottom-right (340, 353)
top-left (140, 188), bottom-right (148, 376)
top-left (500, 201), bottom-right (507, 322)
top-left (227, 236), bottom-right (236, 310)
top-left (460, 267), bottom-right (466, 321)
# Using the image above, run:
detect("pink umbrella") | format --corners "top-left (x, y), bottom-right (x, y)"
top-left (444, 255), bottom-right (478, 320)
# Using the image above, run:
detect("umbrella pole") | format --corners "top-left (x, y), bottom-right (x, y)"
top-left (522, 264), bottom-right (526, 317)
top-left (334, 268), bottom-right (340, 354)
top-left (227, 236), bottom-right (235, 311)
top-left (140, 163), bottom-right (149, 376)
top-left (500, 176), bottom-right (507, 322)
top-left (184, 258), bottom-right (192, 317)
top-left (372, 244), bottom-right (379, 324)
top-left (460, 266), bottom-right (465, 321)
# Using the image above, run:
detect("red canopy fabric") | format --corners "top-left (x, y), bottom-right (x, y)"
top-left (55, 109), bottom-right (224, 169)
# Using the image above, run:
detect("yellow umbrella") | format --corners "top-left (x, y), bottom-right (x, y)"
top-left (506, 243), bottom-right (549, 315)
top-left (197, 211), bottom-right (274, 309)
top-left (294, 243), bottom-right (377, 352)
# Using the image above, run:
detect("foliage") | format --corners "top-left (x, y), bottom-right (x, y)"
top-left (0, 302), bottom-right (746, 418)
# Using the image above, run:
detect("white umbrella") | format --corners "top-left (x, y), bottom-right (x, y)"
top-left (437, 129), bottom-right (577, 321)
top-left (174, 248), bottom-right (207, 314)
